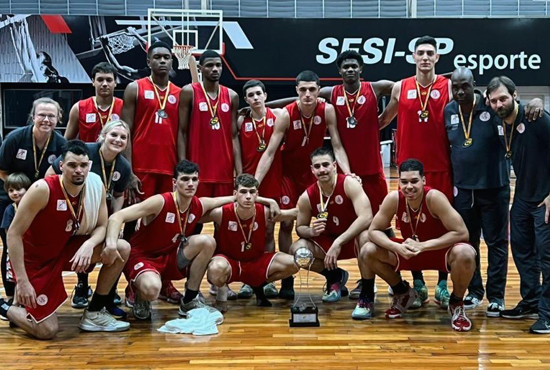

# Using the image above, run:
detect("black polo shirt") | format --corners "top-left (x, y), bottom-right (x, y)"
top-left (495, 104), bottom-right (550, 203)
top-left (51, 142), bottom-right (131, 195)
top-left (445, 91), bottom-right (510, 189)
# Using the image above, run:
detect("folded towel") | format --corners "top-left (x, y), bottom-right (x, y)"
top-left (75, 172), bottom-right (103, 236)
top-left (158, 308), bottom-right (223, 336)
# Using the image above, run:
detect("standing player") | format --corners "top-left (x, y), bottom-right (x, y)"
top-left (205, 174), bottom-right (299, 311)
top-left (255, 70), bottom-right (354, 299)
top-left (360, 159), bottom-right (475, 332)
top-left (289, 147), bottom-right (372, 302)
top-left (0, 140), bottom-right (130, 338)
top-left (64, 62), bottom-right (123, 142)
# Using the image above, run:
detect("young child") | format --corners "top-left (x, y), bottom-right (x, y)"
top-left (1, 173), bottom-right (31, 306)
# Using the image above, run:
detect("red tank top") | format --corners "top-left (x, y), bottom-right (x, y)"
top-left (187, 82), bottom-right (234, 183)
top-left (397, 75), bottom-right (451, 172)
top-left (133, 77), bottom-right (182, 175)
top-left (332, 82), bottom-right (383, 176)
top-left (130, 193), bottom-right (203, 257)
top-left (396, 186), bottom-right (448, 241)
top-left (23, 175), bottom-right (83, 266)
top-left (78, 97), bottom-right (124, 143)
top-left (215, 203), bottom-right (266, 262)
top-left (240, 108), bottom-right (282, 194)
top-left (282, 101), bottom-right (327, 182)
top-left (306, 174), bottom-right (356, 237)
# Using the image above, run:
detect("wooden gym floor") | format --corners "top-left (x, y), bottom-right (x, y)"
top-left (1, 168), bottom-right (549, 370)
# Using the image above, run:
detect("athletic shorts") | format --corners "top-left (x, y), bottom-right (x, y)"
top-left (309, 235), bottom-right (358, 260)
top-left (280, 175), bottom-right (313, 210)
top-left (390, 238), bottom-right (474, 272)
top-left (196, 182), bottom-right (234, 198)
top-left (360, 172), bottom-right (388, 215)
top-left (21, 236), bottom-right (90, 323)
top-left (424, 171), bottom-right (454, 204)
top-left (135, 172), bottom-right (173, 201)
top-left (215, 252), bottom-right (277, 287)
top-left (124, 249), bottom-right (187, 283)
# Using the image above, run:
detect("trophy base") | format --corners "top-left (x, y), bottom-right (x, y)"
top-left (289, 306), bottom-right (320, 327)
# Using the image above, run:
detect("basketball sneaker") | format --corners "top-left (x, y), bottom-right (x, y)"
top-left (238, 284), bottom-right (254, 299)
top-left (71, 282), bottom-right (89, 309)
top-left (78, 308), bottom-right (130, 332)
top-left (485, 302), bottom-right (504, 318)
top-left (263, 282), bottom-right (279, 298)
top-left (500, 303), bottom-right (539, 319)
top-left (322, 269), bottom-right (349, 303)
top-left (133, 295), bottom-right (152, 320)
top-left (349, 279), bottom-right (362, 300)
top-left (125, 284), bottom-right (135, 308)
top-left (107, 305), bottom-right (128, 320)
top-left (385, 281), bottom-right (417, 319)
top-left (449, 301), bottom-right (472, 332)
top-left (352, 299), bottom-right (374, 320)
top-left (463, 293), bottom-right (482, 309)
top-left (409, 279), bottom-right (428, 309)
top-left (530, 319), bottom-right (550, 334)
top-left (435, 280), bottom-right (450, 309)
top-left (159, 281), bottom-right (183, 304)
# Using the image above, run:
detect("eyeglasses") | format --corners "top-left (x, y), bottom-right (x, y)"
top-left (35, 113), bottom-right (57, 121)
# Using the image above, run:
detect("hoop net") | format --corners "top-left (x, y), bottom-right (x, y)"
top-left (108, 34), bottom-right (135, 55)
top-left (174, 45), bottom-right (194, 70)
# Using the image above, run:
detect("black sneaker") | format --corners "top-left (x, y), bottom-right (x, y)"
top-left (500, 304), bottom-right (539, 320)
top-left (530, 319), bottom-right (550, 334)
top-left (72, 283), bottom-right (89, 309)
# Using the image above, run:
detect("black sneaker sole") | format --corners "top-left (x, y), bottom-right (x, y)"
top-left (501, 313), bottom-right (539, 320)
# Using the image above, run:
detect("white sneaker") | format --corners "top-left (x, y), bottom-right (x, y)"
top-left (78, 308), bottom-right (130, 332)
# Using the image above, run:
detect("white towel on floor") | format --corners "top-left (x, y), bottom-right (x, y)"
top-left (158, 308), bottom-right (223, 336)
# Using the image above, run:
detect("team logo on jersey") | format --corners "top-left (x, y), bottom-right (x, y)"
top-left (517, 123), bottom-right (526, 134)
top-left (333, 216), bottom-right (339, 226)
top-left (293, 120), bottom-right (302, 130)
top-left (144, 90), bottom-right (155, 100)
top-left (357, 95), bottom-right (366, 105)
top-left (253, 222), bottom-right (259, 231)
top-left (245, 122), bottom-right (253, 132)
top-left (134, 262), bottom-right (144, 270)
top-left (401, 212), bottom-right (409, 223)
top-left (314, 116), bottom-right (322, 125)
top-left (407, 90), bottom-right (417, 99)
top-left (112, 171), bottom-right (121, 181)
top-left (228, 221), bottom-right (238, 231)
top-left (65, 219), bottom-right (73, 232)
top-left (36, 294), bottom-right (48, 306)
top-left (498, 125), bottom-right (504, 136)
top-left (168, 95), bottom-right (177, 104)
top-left (48, 154), bottom-right (57, 164)
top-left (480, 111), bottom-right (491, 122)
top-left (451, 114), bottom-right (460, 125)
top-left (453, 186), bottom-right (459, 198)
top-left (16, 149), bottom-right (27, 160)
top-left (199, 102), bottom-right (208, 112)
top-left (112, 113), bottom-right (120, 121)
top-left (221, 103), bottom-right (230, 112)
top-left (335, 195), bottom-right (344, 205)
top-left (57, 200), bottom-right (67, 211)
top-left (187, 213), bottom-right (196, 224)
top-left (267, 118), bottom-right (274, 127)
top-left (336, 96), bottom-right (346, 106)
top-left (281, 196), bottom-right (291, 205)
top-left (430, 90), bottom-right (441, 100)
top-left (165, 212), bottom-right (176, 223)
top-left (86, 113), bottom-right (97, 123)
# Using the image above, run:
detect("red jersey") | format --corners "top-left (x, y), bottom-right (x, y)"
top-left (332, 82), bottom-right (383, 176)
top-left (23, 175), bottom-right (83, 267)
top-left (78, 97), bottom-right (123, 143)
top-left (306, 174), bottom-right (356, 237)
top-left (397, 186), bottom-right (448, 241)
top-left (282, 101), bottom-right (327, 184)
top-left (188, 82), bottom-right (234, 183)
top-left (130, 193), bottom-right (203, 257)
top-left (132, 77), bottom-right (182, 175)
top-left (397, 75), bottom-right (451, 172)
top-left (215, 203), bottom-right (266, 262)
top-left (240, 108), bottom-right (282, 199)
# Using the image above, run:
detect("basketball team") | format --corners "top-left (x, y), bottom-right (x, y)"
top-left (1, 35), bottom-right (549, 339)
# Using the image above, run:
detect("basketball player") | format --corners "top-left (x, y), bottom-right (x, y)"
top-left (122, 41), bottom-right (183, 302)
top-left (64, 62), bottom-right (123, 142)
top-left (359, 159), bottom-right (475, 332)
top-left (487, 76), bottom-right (550, 334)
top-left (205, 174), bottom-right (299, 311)
top-left (289, 147), bottom-right (372, 303)
top-left (255, 70), bottom-right (354, 299)
top-left (0, 141), bottom-right (130, 339)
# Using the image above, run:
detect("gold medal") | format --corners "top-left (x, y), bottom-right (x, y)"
top-left (257, 142), bottom-right (267, 152)
top-left (463, 138), bottom-right (473, 148)
top-left (502, 103), bottom-right (518, 161)
top-left (505, 151), bottom-right (512, 159)
top-left (234, 204), bottom-right (256, 254)
top-left (406, 196), bottom-right (423, 242)
top-left (157, 109), bottom-right (168, 119)
top-left (201, 83), bottom-right (221, 128)
top-left (347, 116), bottom-right (358, 128)
top-left (251, 115), bottom-right (267, 152)
top-left (149, 77), bottom-right (170, 119)
top-left (459, 96), bottom-right (476, 149)
top-left (210, 116), bottom-right (219, 126)
top-left (415, 77), bottom-right (436, 122)
top-left (32, 131), bottom-right (52, 180)
top-left (344, 85), bottom-right (361, 129)
top-left (317, 211), bottom-right (329, 219)
top-left (420, 110), bottom-right (429, 119)
top-left (245, 242), bottom-right (252, 250)
top-left (173, 192), bottom-right (191, 243)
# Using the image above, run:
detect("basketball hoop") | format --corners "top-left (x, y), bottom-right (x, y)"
top-left (174, 45), bottom-right (194, 70)
top-left (107, 33), bottom-right (135, 55)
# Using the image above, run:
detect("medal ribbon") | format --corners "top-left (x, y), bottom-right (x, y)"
top-left (172, 192), bottom-right (191, 238)
top-left (405, 196), bottom-right (423, 241)
top-left (459, 95), bottom-right (476, 142)
top-left (93, 97), bottom-right (115, 128)
top-left (251, 115), bottom-right (266, 146)
top-left (298, 102), bottom-right (315, 145)
top-left (234, 204), bottom-right (256, 248)
top-left (200, 83), bottom-right (220, 120)
top-left (318, 174), bottom-right (338, 213)
top-left (59, 176), bottom-right (85, 232)
top-left (148, 76), bottom-right (170, 111)
top-left (99, 148), bottom-right (116, 194)
top-left (344, 86), bottom-right (362, 119)
top-left (32, 132), bottom-right (52, 179)
top-left (415, 77), bottom-right (436, 114)
top-left (503, 103), bottom-right (519, 156)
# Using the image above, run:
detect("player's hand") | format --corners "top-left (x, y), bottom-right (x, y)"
top-left (127, 174), bottom-right (144, 205)
top-left (16, 279), bottom-right (37, 309)
top-left (101, 246), bottom-right (125, 266)
top-left (267, 200), bottom-right (281, 220)
top-left (538, 194), bottom-right (550, 223)
top-left (525, 98), bottom-right (544, 122)
top-left (238, 107), bottom-right (251, 117)
top-left (316, 97), bottom-right (326, 103)
top-left (311, 218), bottom-right (326, 237)
top-left (324, 243), bottom-right (341, 270)
top-left (346, 173), bottom-right (362, 185)
top-left (70, 240), bottom-right (96, 273)
top-left (398, 240), bottom-right (420, 260)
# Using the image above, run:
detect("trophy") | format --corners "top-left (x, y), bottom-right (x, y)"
top-left (289, 247), bottom-right (320, 327)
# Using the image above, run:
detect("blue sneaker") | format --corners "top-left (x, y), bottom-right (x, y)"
top-left (352, 299), bottom-right (374, 320)
top-left (322, 269), bottom-right (349, 303)
top-left (107, 305), bottom-right (128, 320)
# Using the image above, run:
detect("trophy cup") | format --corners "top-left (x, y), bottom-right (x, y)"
top-left (289, 247), bottom-right (320, 327)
